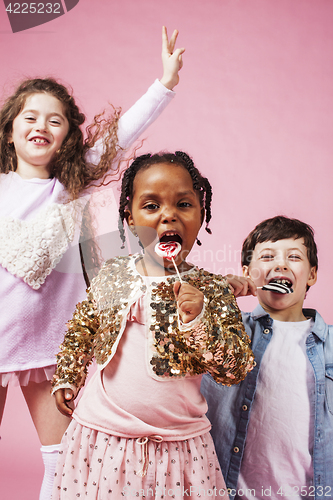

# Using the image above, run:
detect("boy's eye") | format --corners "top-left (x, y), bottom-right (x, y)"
top-left (289, 254), bottom-right (301, 260)
top-left (260, 254), bottom-right (273, 260)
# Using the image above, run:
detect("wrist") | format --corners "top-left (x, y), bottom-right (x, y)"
top-left (159, 74), bottom-right (179, 90)
top-left (178, 300), bottom-right (207, 331)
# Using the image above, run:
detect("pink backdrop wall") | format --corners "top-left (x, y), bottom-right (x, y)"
top-left (1, 1), bottom-right (332, 497)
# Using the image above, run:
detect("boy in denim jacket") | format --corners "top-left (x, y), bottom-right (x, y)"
top-left (201, 216), bottom-right (333, 500)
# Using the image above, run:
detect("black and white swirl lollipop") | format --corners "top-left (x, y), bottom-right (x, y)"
top-left (258, 279), bottom-right (293, 294)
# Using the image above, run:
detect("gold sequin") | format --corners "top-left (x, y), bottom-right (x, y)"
top-left (52, 255), bottom-right (254, 394)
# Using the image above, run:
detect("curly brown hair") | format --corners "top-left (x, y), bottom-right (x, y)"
top-left (0, 78), bottom-right (122, 200)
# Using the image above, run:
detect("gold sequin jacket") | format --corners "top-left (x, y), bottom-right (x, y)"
top-left (52, 255), bottom-right (254, 396)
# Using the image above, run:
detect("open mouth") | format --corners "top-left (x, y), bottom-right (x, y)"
top-left (159, 232), bottom-right (183, 245)
top-left (269, 278), bottom-right (293, 289)
top-left (30, 137), bottom-right (49, 145)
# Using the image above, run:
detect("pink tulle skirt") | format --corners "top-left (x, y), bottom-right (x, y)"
top-left (52, 420), bottom-right (229, 499)
top-left (0, 365), bottom-right (56, 387)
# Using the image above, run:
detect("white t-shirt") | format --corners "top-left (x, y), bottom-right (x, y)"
top-left (236, 318), bottom-right (315, 500)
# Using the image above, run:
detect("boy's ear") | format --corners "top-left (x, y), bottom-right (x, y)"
top-left (307, 267), bottom-right (317, 288)
top-left (243, 265), bottom-right (250, 278)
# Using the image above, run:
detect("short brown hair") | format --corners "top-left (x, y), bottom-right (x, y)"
top-left (241, 215), bottom-right (318, 270)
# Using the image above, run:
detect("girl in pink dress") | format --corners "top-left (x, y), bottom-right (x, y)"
top-left (52, 152), bottom-right (254, 499)
top-left (0, 28), bottom-right (184, 500)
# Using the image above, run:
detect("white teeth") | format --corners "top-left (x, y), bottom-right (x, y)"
top-left (271, 278), bottom-right (292, 287)
top-left (162, 233), bottom-right (177, 238)
top-left (33, 138), bottom-right (47, 144)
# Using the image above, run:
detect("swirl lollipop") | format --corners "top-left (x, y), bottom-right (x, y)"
top-left (258, 279), bottom-right (293, 294)
top-left (155, 241), bottom-right (182, 281)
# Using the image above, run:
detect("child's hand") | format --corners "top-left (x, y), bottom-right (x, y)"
top-left (174, 281), bottom-right (204, 323)
top-left (225, 275), bottom-right (257, 297)
top-left (54, 388), bottom-right (75, 417)
top-left (159, 26), bottom-right (185, 90)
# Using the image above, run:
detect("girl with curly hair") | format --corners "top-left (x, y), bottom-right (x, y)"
top-left (0, 27), bottom-right (184, 500)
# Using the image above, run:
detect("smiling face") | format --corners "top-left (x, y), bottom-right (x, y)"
top-left (243, 238), bottom-right (317, 321)
top-left (126, 162), bottom-right (203, 276)
top-left (9, 92), bottom-right (69, 179)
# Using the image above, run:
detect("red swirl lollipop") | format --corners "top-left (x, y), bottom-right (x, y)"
top-left (155, 241), bottom-right (181, 260)
top-left (155, 241), bottom-right (182, 281)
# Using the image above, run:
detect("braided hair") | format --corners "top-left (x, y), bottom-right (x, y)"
top-left (118, 151), bottom-right (213, 247)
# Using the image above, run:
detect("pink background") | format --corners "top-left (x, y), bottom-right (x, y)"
top-left (0, 0), bottom-right (332, 497)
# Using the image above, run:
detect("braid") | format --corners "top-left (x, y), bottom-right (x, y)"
top-left (174, 151), bottom-right (212, 234)
top-left (118, 151), bottom-right (213, 247)
top-left (118, 154), bottom-right (151, 247)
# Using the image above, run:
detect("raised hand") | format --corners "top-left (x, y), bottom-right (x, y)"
top-left (160, 26), bottom-right (185, 90)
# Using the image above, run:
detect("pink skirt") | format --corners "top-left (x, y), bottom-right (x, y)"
top-left (52, 420), bottom-right (228, 499)
top-left (0, 364), bottom-right (56, 387)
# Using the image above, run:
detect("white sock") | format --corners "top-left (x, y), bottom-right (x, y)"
top-left (40, 443), bottom-right (61, 500)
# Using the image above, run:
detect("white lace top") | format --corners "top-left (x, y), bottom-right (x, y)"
top-left (0, 200), bottom-right (76, 290)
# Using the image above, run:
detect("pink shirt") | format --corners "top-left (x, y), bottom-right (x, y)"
top-left (73, 283), bottom-right (211, 440)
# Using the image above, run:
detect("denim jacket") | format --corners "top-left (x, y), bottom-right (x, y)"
top-left (201, 305), bottom-right (333, 500)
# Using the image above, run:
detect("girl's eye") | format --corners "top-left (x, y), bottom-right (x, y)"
top-left (50, 118), bottom-right (62, 125)
top-left (25, 116), bottom-right (35, 121)
top-left (178, 201), bottom-right (191, 208)
top-left (289, 254), bottom-right (301, 260)
top-left (143, 203), bottom-right (159, 210)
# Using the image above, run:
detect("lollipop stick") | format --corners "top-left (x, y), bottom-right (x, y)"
top-left (171, 257), bottom-right (183, 283)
